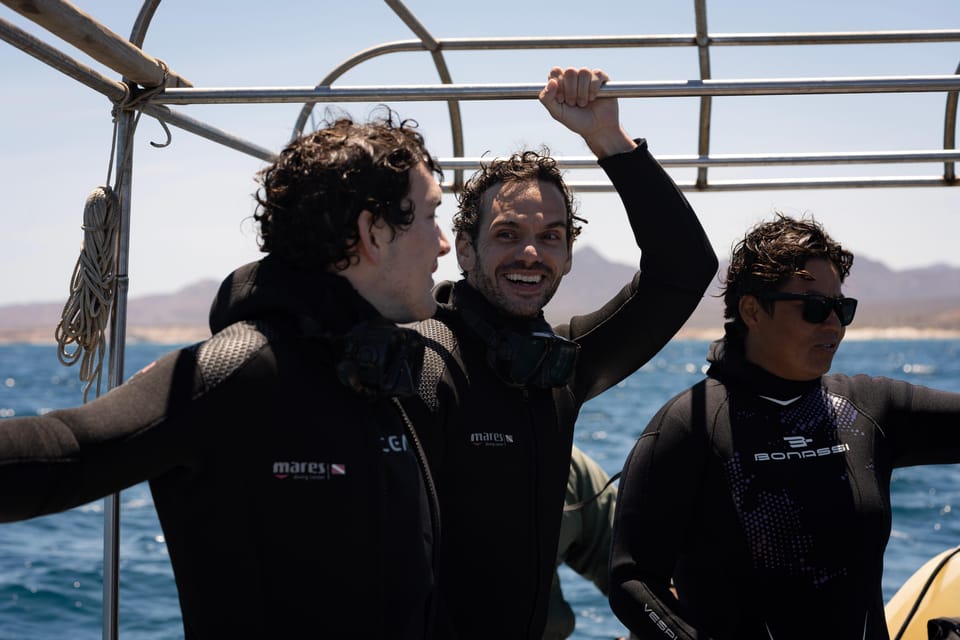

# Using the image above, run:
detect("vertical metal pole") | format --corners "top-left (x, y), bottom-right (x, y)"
top-left (102, 105), bottom-right (134, 640)
top-left (694, 0), bottom-right (713, 190)
top-left (943, 61), bottom-right (959, 182)
top-left (101, 5), bottom-right (159, 638)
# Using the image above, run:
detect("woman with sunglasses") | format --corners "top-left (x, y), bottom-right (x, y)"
top-left (608, 214), bottom-right (960, 640)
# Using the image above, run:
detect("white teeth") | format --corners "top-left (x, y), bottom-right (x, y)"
top-left (505, 273), bottom-right (542, 284)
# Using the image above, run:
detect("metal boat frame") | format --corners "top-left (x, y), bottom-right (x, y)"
top-left (1, 1), bottom-right (957, 637)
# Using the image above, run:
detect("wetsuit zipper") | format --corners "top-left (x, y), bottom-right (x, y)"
top-left (392, 398), bottom-right (442, 576)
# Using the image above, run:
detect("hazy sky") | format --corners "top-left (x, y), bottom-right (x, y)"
top-left (1, 0), bottom-right (958, 307)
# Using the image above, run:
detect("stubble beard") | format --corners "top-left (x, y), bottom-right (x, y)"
top-left (469, 266), bottom-right (562, 320)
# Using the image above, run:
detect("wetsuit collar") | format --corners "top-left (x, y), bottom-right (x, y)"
top-left (448, 279), bottom-right (553, 335)
top-left (445, 280), bottom-right (579, 389)
top-left (210, 255), bottom-right (424, 399)
top-left (209, 254), bottom-right (382, 336)
top-left (707, 321), bottom-right (819, 401)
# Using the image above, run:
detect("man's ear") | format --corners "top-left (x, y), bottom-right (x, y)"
top-left (355, 210), bottom-right (386, 265)
top-left (739, 294), bottom-right (764, 329)
top-left (561, 239), bottom-right (574, 276)
top-left (455, 232), bottom-right (476, 273)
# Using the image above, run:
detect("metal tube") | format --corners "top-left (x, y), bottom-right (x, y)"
top-left (437, 149), bottom-right (960, 171)
top-left (286, 30), bottom-right (960, 57)
top-left (142, 104), bottom-right (276, 162)
top-left (707, 30), bottom-right (960, 46)
top-left (288, 26), bottom-right (960, 140)
top-left (383, 0), bottom-right (467, 191)
top-left (694, 0), bottom-right (713, 189)
top-left (102, 105), bottom-right (135, 640)
top-left (155, 75), bottom-right (960, 105)
top-left (0, 17), bottom-right (273, 162)
top-left (99, 4), bottom-right (162, 638)
top-left (451, 175), bottom-right (956, 194)
top-left (0, 16), bottom-right (127, 101)
top-left (943, 61), bottom-right (959, 182)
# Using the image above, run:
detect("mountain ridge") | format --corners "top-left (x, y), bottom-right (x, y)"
top-left (1, 248), bottom-right (958, 344)
top-left (544, 246), bottom-right (960, 334)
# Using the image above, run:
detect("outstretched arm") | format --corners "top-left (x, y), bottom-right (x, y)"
top-left (538, 66), bottom-right (637, 159)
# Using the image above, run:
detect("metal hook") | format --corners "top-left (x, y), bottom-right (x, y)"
top-left (150, 118), bottom-right (172, 148)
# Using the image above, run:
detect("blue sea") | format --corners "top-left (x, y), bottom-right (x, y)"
top-left (0, 338), bottom-right (958, 639)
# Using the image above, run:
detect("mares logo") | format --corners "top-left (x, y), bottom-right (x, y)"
top-left (272, 461), bottom-right (346, 480)
top-left (754, 436), bottom-right (850, 462)
top-left (468, 432), bottom-right (515, 447)
top-left (643, 604), bottom-right (678, 638)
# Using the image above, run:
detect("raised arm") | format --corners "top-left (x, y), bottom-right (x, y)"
top-left (538, 66), bottom-right (636, 159)
top-left (538, 67), bottom-right (718, 402)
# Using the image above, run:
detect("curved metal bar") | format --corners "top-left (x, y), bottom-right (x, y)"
top-left (694, 0), bottom-right (712, 190)
top-left (383, 0), bottom-right (466, 190)
top-left (157, 75), bottom-right (960, 105)
top-left (290, 2), bottom-right (468, 189)
top-left (129, 0), bottom-right (162, 48)
top-left (428, 49), bottom-right (466, 191)
top-left (944, 60), bottom-right (959, 182)
top-left (289, 29), bottom-right (960, 139)
top-left (289, 41), bottom-right (424, 140)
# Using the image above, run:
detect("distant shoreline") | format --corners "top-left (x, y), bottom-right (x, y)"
top-left (676, 327), bottom-right (960, 342)
top-left (2, 325), bottom-right (960, 346)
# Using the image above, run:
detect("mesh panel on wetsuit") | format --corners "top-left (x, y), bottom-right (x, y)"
top-left (415, 318), bottom-right (459, 412)
top-left (192, 321), bottom-right (272, 390)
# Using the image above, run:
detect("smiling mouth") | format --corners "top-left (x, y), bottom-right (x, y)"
top-left (504, 273), bottom-right (544, 285)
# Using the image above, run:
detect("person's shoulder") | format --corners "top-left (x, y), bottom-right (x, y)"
top-left (194, 320), bottom-right (279, 387)
top-left (823, 371), bottom-right (898, 392)
top-left (649, 378), bottom-right (719, 425)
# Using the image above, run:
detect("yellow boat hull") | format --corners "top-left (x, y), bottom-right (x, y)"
top-left (886, 546), bottom-right (960, 640)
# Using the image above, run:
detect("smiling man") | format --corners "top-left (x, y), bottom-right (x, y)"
top-left (404, 67), bottom-right (718, 639)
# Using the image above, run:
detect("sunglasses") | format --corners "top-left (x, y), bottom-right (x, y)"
top-left (758, 292), bottom-right (858, 326)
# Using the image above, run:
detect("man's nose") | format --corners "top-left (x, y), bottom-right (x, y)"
top-left (516, 240), bottom-right (540, 262)
top-left (437, 225), bottom-right (451, 256)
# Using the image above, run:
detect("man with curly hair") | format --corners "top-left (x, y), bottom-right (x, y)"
top-left (404, 67), bottom-right (718, 639)
top-left (0, 113), bottom-right (450, 638)
top-left (609, 214), bottom-right (960, 640)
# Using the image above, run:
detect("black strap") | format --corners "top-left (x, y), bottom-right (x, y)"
top-left (563, 471), bottom-right (622, 512)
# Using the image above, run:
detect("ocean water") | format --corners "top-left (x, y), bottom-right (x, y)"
top-left (0, 338), bottom-right (958, 639)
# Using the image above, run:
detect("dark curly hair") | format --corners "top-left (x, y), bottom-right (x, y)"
top-left (254, 110), bottom-right (440, 271)
top-left (453, 148), bottom-right (585, 249)
top-left (721, 213), bottom-right (854, 329)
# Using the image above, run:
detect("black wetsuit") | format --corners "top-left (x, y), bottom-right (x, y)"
top-left (406, 141), bottom-right (718, 639)
top-left (610, 329), bottom-right (960, 640)
top-left (0, 256), bottom-right (437, 639)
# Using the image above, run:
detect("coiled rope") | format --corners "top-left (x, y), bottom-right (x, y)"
top-left (54, 186), bottom-right (120, 402)
top-left (53, 65), bottom-right (170, 402)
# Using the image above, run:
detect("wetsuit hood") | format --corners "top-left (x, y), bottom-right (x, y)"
top-left (706, 321), bottom-right (819, 401)
top-left (209, 255), bottom-right (381, 336)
